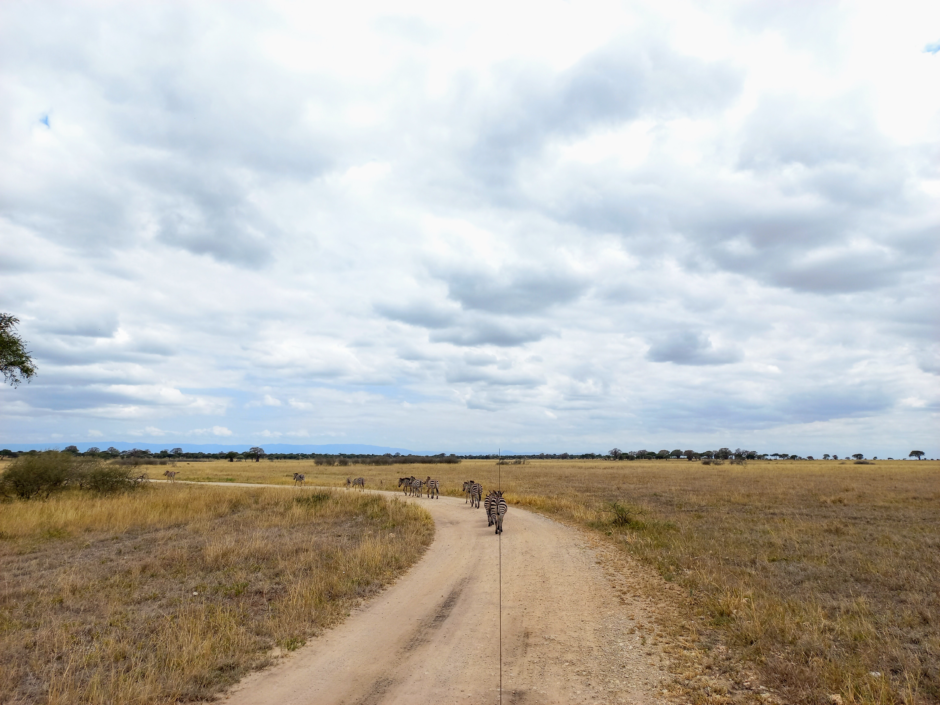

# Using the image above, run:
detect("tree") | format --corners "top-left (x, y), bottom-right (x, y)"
top-left (683, 450), bottom-right (696, 461)
top-left (823, 454), bottom-right (830, 460)
top-left (716, 448), bottom-right (731, 460)
top-left (107, 447), bottom-right (120, 457)
top-left (608, 448), bottom-right (622, 459)
top-left (832, 454), bottom-right (839, 460)
top-left (170, 447), bottom-right (183, 458)
top-left (86, 447), bottom-right (101, 456)
top-left (852, 453), bottom-right (864, 460)
top-left (670, 449), bottom-right (682, 458)
top-left (248, 447), bottom-right (265, 462)
top-left (909, 450), bottom-right (925, 460)
top-left (226, 451), bottom-right (237, 463)
top-left (63, 445), bottom-right (79, 454)
top-left (1, 314), bottom-right (37, 387)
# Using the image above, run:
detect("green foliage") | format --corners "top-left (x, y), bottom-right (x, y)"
top-left (0, 451), bottom-right (74, 499)
top-left (0, 314), bottom-right (37, 387)
top-left (75, 464), bottom-right (141, 494)
top-left (0, 451), bottom-right (141, 499)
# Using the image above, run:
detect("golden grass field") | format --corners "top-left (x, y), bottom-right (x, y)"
top-left (0, 482), bottom-right (433, 705)
top-left (176, 457), bottom-right (940, 705)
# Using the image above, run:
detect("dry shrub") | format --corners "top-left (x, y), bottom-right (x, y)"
top-left (0, 484), bottom-right (433, 705)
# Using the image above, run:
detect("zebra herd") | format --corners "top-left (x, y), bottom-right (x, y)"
top-left (397, 475), bottom-right (440, 499)
top-left (463, 480), bottom-right (508, 534)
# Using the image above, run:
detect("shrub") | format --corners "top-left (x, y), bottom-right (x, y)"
top-left (0, 451), bottom-right (74, 499)
top-left (74, 464), bottom-right (141, 494)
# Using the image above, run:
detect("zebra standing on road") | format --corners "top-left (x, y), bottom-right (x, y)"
top-left (293, 473), bottom-right (305, 486)
top-left (423, 477), bottom-right (440, 499)
top-left (463, 481), bottom-right (474, 503)
top-left (491, 490), bottom-right (508, 534)
top-left (347, 476), bottom-right (366, 490)
top-left (469, 482), bottom-right (483, 509)
top-left (410, 476), bottom-right (423, 496)
top-left (484, 490), bottom-right (498, 526)
top-left (398, 477), bottom-right (414, 494)
top-left (163, 470), bottom-right (178, 482)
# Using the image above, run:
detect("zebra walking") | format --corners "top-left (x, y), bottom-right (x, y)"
top-left (469, 482), bottom-right (483, 509)
top-left (163, 470), bottom-right (178, 482)
top-left (347, 477), bottom-right (366, 490)
top-left (424, 476), bottom-right (440, 499)
top-left (293, 472), bottom-right (305, 486)
top-left (398, 476), bottom-right (412, 495)
top-left (410, 476), bottom-right (423, 496)
top-left (462, 481), bottom-right (474, 504)
top-left (491, 490), bottom-right (508, 534)
top-left (484, 490), bottom-right (498, 526)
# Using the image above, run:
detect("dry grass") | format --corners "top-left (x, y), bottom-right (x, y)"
top-left (185, 457), bottom-right (940, 705)
top-left (0, 483), bottom-right (433, 704)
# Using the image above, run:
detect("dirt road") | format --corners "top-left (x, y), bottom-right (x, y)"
top-left (218, 488), bottom-right (672, 705)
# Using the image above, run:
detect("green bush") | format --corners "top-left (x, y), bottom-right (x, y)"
top-left (0, 451), bottom-right (141, 499)
top-left (74, 464), bottom-right (140, 494)
top-left (0, 451), bottom-right (74, 499)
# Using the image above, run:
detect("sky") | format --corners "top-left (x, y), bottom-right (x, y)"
top-left (1, 0), bottom-right (938, 457)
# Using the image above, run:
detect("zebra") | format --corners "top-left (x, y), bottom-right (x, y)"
top-left (398, 476), bottom-right (413, 494)
top-left (293, 472), bottom-right (305, 486)
top-left (163, 470), bottom-right (178, 482)
top-left (462, 481), bottom-right (474, 503)
top-left (347, 477), bottom-right (366, 490)
top-left (491, 491), bottom-right (508, 534)
top-left (484, 490), bottom-right (498, 526)
top-left (424, 476), bottom-right (440, 499)
top-left (410, 477), bottom-right (423, 496)
top-left (469, 482), bottom-right (483, 509)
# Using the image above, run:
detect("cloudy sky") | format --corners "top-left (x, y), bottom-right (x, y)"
top-left (1, 0), bottom-right (938, 456)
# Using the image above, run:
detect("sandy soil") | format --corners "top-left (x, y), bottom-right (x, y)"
top-left (212, 487), bottom-right (672, 705)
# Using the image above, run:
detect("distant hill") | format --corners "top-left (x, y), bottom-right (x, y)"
top-left (0, 442), bottom-right (421, 455)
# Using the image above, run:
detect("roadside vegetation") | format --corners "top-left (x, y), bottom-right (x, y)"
top-left (180, 457), bottom-right (939, 705)
top-left (0, 467), bottom-right (433, 705)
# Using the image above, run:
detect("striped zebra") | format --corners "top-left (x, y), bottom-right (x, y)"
top-left (293, 472), bottom-right (305, 486)
top-left (423, 477), bottom-right (440, 499)
top-left (163, 470), bottom-right (178, 482)
top-left (410, 477), bottom-right (423, 496)
top-left (483, 490), bottom-right (498, 526)
top-left (346, 476), bottom-right (366, 490)
top-left (469, 482), bottom-right (483, 509)
top-left (462, 481), bottom-right (474, 504)
top-left (398, 476), bottom-right (413, 494)
top-left (491, 491), bottom-right (508, 534)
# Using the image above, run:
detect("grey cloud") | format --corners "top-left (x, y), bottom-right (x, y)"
top-left (36, 313), bottom-right (119, 338)
top-left (455, 35), bottom-right (742, 187)
top-left (375, 301), bottom-right (458, 329)
top-left (445, 364), bottom-right (543, 387)
top-left (438, 267), bottom-right (588, 314)
top-left (430, 322), bottom-right (548, 348)
top-left (647, 331), bottom-right (742, 366)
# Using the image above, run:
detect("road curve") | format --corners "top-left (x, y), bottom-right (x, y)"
top-left (202, 485), bottom-right (670, 705)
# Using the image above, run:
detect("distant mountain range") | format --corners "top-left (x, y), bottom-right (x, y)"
top-left (0, 442), bottom-right (426, 455)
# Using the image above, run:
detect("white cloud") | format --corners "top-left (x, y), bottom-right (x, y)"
top-left (1, 0), bottom-right (937, 457)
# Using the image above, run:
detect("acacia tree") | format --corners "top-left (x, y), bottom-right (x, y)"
top-left (852, 453), bottom-right (864, 460)
top-left (248, 447), bottom-right (266, 462)
top-left (909, 450), bottom-right (924, 460)
top-left (0, 314), bottom-right (37, 387)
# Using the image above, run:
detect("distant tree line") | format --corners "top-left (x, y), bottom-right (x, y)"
top-left (0, 447), bottom-right (931, 463)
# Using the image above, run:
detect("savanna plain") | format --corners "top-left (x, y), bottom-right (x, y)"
top-left (1, 456), bottom-right (938, 705)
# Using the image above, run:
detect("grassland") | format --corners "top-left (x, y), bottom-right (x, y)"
top-left (181, 457), bottom-right (940, 705)
top-left (0, 483), bottom-right (433, 705)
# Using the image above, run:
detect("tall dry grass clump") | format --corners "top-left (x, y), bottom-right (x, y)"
top-left (0, 483), bottom-right (432, 705)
